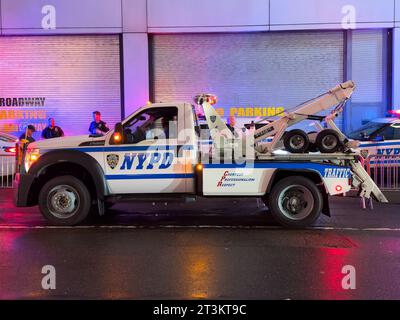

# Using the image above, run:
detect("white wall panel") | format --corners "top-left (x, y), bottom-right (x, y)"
top-left (148, 0), bottom-right (269, 32)
top-left (396, 0), bottom-right (400, 27)
top-left (123, 33), bottom-right (149, 117)
top-left (122, 0), bottom-right (147, 33)
top-left (271, 0), bottom-right (395, 30)
top-left (1, 0), bottom-right (122, 35)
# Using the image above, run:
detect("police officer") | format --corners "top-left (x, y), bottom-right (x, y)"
top-left (19, 125), bottom-right (36, 144)
top-left (42, 118), bottom-right (64, 139)
top-left (226, 115), bottom-right (237, 133)
top-left (89, 111), bottom-right (109, 136)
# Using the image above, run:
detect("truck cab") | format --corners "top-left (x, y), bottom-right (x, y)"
top-left (103, 102), bottom-right (198, 195)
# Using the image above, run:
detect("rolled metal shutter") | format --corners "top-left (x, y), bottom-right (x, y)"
top-left (0, 35), bottom-right (121, 138)
top-left (349, 29), bottom-right (386, 131)
top-left (151, 31), bottom-right (344, 129)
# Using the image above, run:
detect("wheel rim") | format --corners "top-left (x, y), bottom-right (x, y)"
top-left (289, 135), bottom-right (305, 150)
top-left (47, 185), bottom-right (80, 219)
top-left (278, 185), bottom-right (314, 220)
top-left (321, 135), bottom-right (338, 150)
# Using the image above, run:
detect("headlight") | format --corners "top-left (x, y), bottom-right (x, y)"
top-left (24, 148), bottom-right (40, 172)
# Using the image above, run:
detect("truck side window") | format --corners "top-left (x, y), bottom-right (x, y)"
top-left (123, 107), bottom-right (178, 144)
top-left (392, 127), bottom-right (400, 140)
top-left (376, 126), bottom-right (395, 141)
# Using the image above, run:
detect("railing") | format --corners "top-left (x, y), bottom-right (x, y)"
top-left (363, 155), bottom-right (400, 191)
top-left (0, 155), bottom-right (15, 188)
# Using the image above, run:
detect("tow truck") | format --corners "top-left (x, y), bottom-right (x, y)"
top-left (14, 81), bottom-right (388, 228)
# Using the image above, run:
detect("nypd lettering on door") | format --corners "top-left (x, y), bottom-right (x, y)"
top-left (377, 148), bottom-right (400, 155)
top-left (107, 152), bottom-right (174, 171)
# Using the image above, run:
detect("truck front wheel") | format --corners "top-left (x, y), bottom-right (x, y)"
top-left (267, 176), bottom-right (323, 228)
top-left (38, 176), bottom-right (91, 226)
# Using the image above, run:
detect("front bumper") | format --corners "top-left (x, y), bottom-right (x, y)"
top-left (13, 172), bottom-right (36, 207)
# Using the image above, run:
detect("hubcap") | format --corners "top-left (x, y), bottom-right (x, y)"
top-left (278, 185), bottom-right (314, 220)
top-left (289, 135), bottom-right (305, 150)
top-left (47, 185), bottom-right (80, 219)
top-left (321, 135), bottom-right (338, 149)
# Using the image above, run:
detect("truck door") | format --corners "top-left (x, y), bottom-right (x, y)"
top-left (104, 106), bottom-right (189, 194)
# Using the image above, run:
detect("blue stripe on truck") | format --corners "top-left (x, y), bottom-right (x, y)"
top-left (106, 173), bottom-right (194, 180)
top-left (74, 145), bottom-right (194, 153)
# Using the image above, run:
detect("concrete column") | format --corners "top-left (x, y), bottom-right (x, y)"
top-left (122, 33), bottom-right (149, 118)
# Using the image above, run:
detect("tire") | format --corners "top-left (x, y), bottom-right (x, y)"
top-left (308, 142), bottom-right (319, 153)
top-left (283, 129), bottom-right (309, 153)
top-left (267, 176), bottom-right (323, 228)
top-left (315, 129), bottom-right (341, 153)
top-left (38, 175), bottom-right (91, 226)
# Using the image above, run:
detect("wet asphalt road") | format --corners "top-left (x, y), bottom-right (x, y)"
top-left (1, 189), bottom-right (400, 300)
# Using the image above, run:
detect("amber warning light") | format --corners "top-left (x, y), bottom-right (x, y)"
top-left (194, 94), bottom-right (218, 106)
top-left (113, 132), bottom-right (122, 143)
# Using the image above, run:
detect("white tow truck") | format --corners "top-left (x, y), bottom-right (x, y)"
top-left (14, 81), bottom-right (388, 227)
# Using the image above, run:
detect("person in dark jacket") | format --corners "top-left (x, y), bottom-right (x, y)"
top-left (41, 118), bottom-right (64, 139)
top-left (89, 111), bottom-right (109, 136)
top-left (19, 125), bottom-right (36, 144)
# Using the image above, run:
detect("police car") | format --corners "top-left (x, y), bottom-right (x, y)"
top-left (348, 111), bottom-right (400, 158)
top-left (0, 132), bottom-right (17, 178)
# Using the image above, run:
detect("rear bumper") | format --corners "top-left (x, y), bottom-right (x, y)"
top-left (13, 173), bottom-right (35, 207)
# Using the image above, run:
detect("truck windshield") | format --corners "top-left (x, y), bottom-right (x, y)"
top-left (348, 122), bottom-right (387, 141)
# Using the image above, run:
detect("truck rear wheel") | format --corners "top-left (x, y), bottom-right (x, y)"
top-left (267, 176), bottom-right (323, 228)
top-left (283, 130), bottom-right (310, 153)
top-left (38, 176), bottom-right (91, 226)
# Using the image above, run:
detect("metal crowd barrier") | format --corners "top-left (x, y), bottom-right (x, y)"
top-left (0, 155), bottom-right (15, 188)
top-left (363, 155), bottom-right (400, 191)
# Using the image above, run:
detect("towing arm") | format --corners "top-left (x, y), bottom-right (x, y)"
top-left (253, 81), bottom-right (355, 152)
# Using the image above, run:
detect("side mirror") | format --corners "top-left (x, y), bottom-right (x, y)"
top-left (111, 122), bottom-right (124, 145)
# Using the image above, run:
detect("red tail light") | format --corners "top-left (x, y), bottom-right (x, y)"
top-left (3, 147), bottom-right (16, 154)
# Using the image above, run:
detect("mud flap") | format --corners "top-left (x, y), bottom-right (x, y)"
top-left (98, 199), bottom-right (105, 216)
top-left (320, 187), bottom-right (331, 217)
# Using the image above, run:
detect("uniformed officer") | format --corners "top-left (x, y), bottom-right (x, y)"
top-left (42, 118), bottom-right (64, 139)
top-left (89, 111), bottom-right (109, 136)
top-left (226, 115), bottom-right (236, 133)
top-left (19, 125), bottom-right (36, 144)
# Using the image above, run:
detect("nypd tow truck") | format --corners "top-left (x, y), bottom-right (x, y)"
top-left (14, 81), bottom-right (388, 228)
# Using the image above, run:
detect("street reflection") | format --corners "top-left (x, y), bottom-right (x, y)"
top-left (181, 245), bottom-right (216, 299)
top-left (316, 247), bottom-right (357, 299)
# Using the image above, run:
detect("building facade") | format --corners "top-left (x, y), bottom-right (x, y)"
top-left (0, 0), bottom-right (399, 137)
